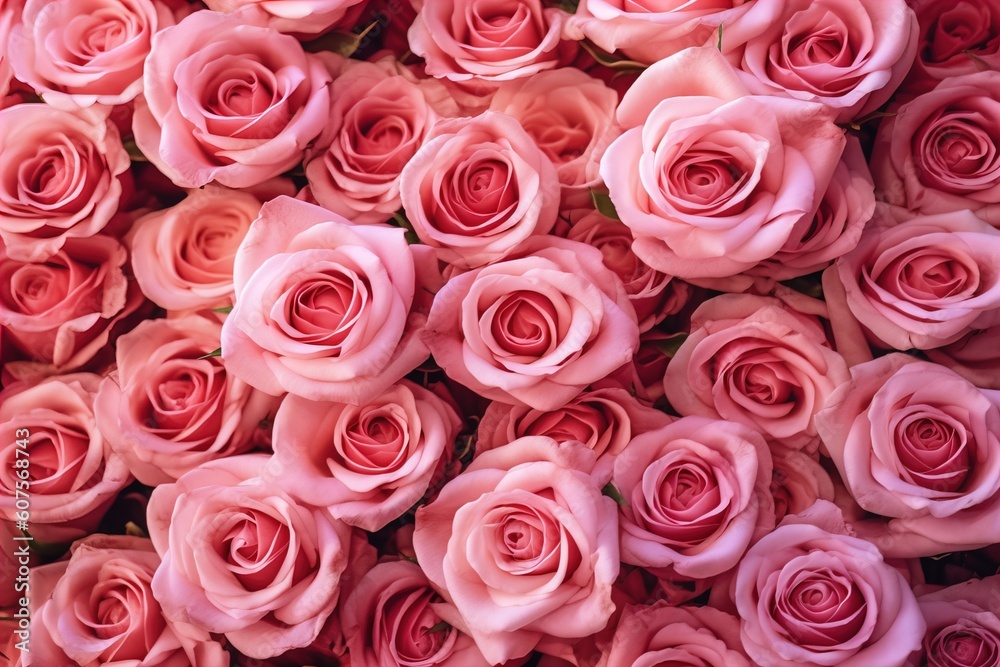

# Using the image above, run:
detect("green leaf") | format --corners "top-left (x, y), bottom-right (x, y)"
top-left (423, 621), bottom-right (450, 636)
top-left (655, 333), bottom-right (689, 358)
top-left (602, 482), bottom-right (628, 507)
top-left (391, 211), bottom-right (422, 245)
top-left (212, 305), bottom-right (234, 314)
top-left (198, 348), bottom-right (222, 360)
top-left (123, 139), bottom-right (148, 162)
top-left (590, 190), bottom-right (620, 220)
top-left (125, 521), bottom-right (148, 538)
top-left (306, 20), bottom-right (381, 57)
top-left (717, 23), bottom-right (724, 51)
top-left (580, 40), bottom-right (647, 71)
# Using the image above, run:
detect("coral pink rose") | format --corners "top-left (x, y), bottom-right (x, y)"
top-left (903, 0), bottom-right (1000, 95)
top-left (0, 374), bottom-right (132, 544)
top-left (203, 0), bottom-right (368, 35)
top-left (268, 379), bottom-right (461, 531)
top-left (28, 535), bottom-right (229, 667)
top-left (907, 576), bottom-right (1000, 667)
top-left (221, 196), bottom-right (435, 404)
top-left (412, 437), bottom-right (618, 665)
top-left (733, 501), bottom-right (925, 667)
top-left (602, 46), bottom-right (845, 279)
top-left (147, 455), bottom-right (362, 659)
top-left (7, 0), bottom-right (174, 109)
top-left (423, 235), bottom-right (639, 411)
top-left (133, 10), bottom-right (332, 188)
top-left (0, 105), bottom-right (130, 261)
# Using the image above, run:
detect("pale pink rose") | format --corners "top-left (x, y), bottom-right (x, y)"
top-left (305, 58), bottom-right (437, 225)
top-left (906, 576), bottom-right (1000, 667)
top-left (733, 501), bottom-right (925, 667)
top-left (602, 46), bottom-right (845, 279)
top-left (771, 449), bottom-right (836, 521)
top-left (0, 104), bottom-right (130, 261)
top-left (28, 535), bottom-right (229, 667)
top-left (0, 374), bottom-right (132, 544)
top-left (268, 379), bottom-right (461, 531)
top-left (903, 0), bottom-right (1000, 95)
top-left (203, 0), bottom-right (368, 35)
top-left (725, 0), bottom-right (917, 122)
top-left (489, 68), bottom-right (619, 196)
top-left (7, 0), bottom-right (174, 109)
top-left (408, 0), bottom-right (566, 83)
top-left (422, 235), bottom-right (639, 411)
top-left (95, 316), bottom-right (279, 486)
top-left (564, 0), bottom-right (754, 65)
top-left (147, 455), bottom-right (359, 659)
top-left (0, 1), bottom-right (16, 99)
top-left (871, 72), bottom-right (1000, 226)
top-left (926, 325), bottom-right (1000, 390)
top-left (128, 185), bottom-right (264, 313)
top-left (0, 235), bottom-right (144, 379)
top-left (412, 437), bottom-right (619, 665)
top-left (816, 354), bottom-right (1000, 556)
top-left (602, 603), bottom-right (750, 667)
top-left (829, 207), bottom-right (1000, 350)
top-left (341, 560), bottom-right (492, 667)
top-left (613, 417), bottom-right (774, 581)
top-left (399, 111), bottom-right (559, 271)
top-left (221, 196), bottom-right (435, 404)
top-left (133, 10), bottom-right (332, 188)
top-left (476, 386), bottom-right (672, 460)
top-left (664, 293), bottom-right (850, 449)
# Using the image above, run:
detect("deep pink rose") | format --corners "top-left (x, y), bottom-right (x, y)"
top-left (907, 576), bottom-right (1000, 667)
top-left (147, 455), bottom-right (360, 659)
top-left (602, 46), bottom-right (845, 279)
top-left (927, 325), bottom-right (1000, 391)
top-left (399, 111), bottom-right (559, 271)
top-left (0, 104), bottom-right (130, 261)
top-left (7, 0), bottom-right (174, 109)
top-left (771, 449), bottom-right (836, 521)
top-left (412, 437), bottom-right (618, 664)
top-left (203, 0), bottom-right (368, 35)
top-left (0, 374), bottom-right (132, 544)
top-left (733, 501), bottom-right (925, 667)
top-left (423, 235), bottom-right (639, 411)
top-left (221, 196), bottom-right (434, 404)
top-left (133, 10), bottom-right (332, 188)
top-left (903, 0), bottom-right (1000, 95)
top-left (268, 379), bottom-right (461, 531)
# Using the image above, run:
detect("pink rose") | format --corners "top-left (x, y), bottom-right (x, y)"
top-left (602, 46), bottom-right (845, 279)
top-left (133, 10), bottom-right (332, 188)
top-left (7, 0), bottom-right (174, 109)
top-left (399, 111), bottom-right (559, 270)
top-left (412, 437), bottom-right (618, 664)
top-left (0, 104), bottom-right (130, 261)
top-left (829, 207), bottom-right (1000, 350)
top-left (0, 374), bottom-right (132, 544)
top-left (95, 315), bottom-right (279, 486)
top-left (733, 501), bottom-right (925, 667)
top-left (203, 0), bottom-right (368, 35)
top-left (341, 560), bottom-right (492, 667)
top-left (871, 72), bottom-right (1000, 225)
top-left (423, 235), bottom-right (639, 411)
top-left (664, 293), bottom-right (850, 449)
top-left (771, 449), bottom-right (836, 521)
top-left (613, 417), bottom-right (774, 581)
top-left (221, 196), bottom-right (434, 404)
top-left (28, 535), bottom-right (229, 667)
top-left (147, 455), bottom-right (360, 659)
top-left (927, 325), bottom-right (1000, 391)
top-left (725, 0), bottom-right (917, 122)
top-left (907, 576), bottom-right (1000, 667)
top-left (408, 0), bottom-right (565, 83)
top-left (903, 0), bottom-right (1000, 95)
top-left (305, 59), bottom-right (438, 225)
top-left (816, 354), bottom-right (1000, 557)
top-left (268, 379), bottom-right (461, 531)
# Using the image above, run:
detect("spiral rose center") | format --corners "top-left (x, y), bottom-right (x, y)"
top-left (285, 270), bottom-right (368, 348)
top-left (927, 3), bottom-right (993, 62)
top-left (468, 0), bottom-right (541, 49)
top-left (339, 405), bottom-right (409, 473)
top-left (777, 569), bottom-right (867, 647)
top-left (379, 586), bottom-right (454, 663)
top-left (928, 625), bottom-right (1000, 667)
top-left (7, 264), bottom-right (70, 314)
top-left (491, 291), bottom-right (559, 358)
top-left (74, 11), bottom-right (132, 56)
top-left (18, 426), bottom-right (93, 494)
top-left (222, 512), bottom-right (293, 591)
top-left (894, 409), bottom-right (971, 492)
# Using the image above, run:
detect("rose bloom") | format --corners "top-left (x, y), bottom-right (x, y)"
top-left (0, 235), bottom-right (144, 380)
top-left (602, 46), bottom-right (845, 280)
top-left (816, 354), bottom-right (1000, 557)
top-left (828, 207), bottom-right (1000, 351)
top-left (733, 501), bottom-right (925, 667)
top-left (413, 437), bottom-right (618, 664)
top-left (724, 0), bottom-right (917, 122)
top-left (0, 374), bottom-right (132, 544)
top-left (147, 455), bottom-right (363, 659)
top-left (95, 315), bottom-right (278, 486)
top-left (423, 235), bottom-right (639, 411)
top-left (771, 449), bottom-right (836, 521)
top-left (906, 576), bottom-right (1000, 667)
top-left (305, 58), bottom-right (438, 226)
top-left (399, 111), bottom-right (559, 271)
top-left (221, 196), bottom-right (434, 404)
top-left (0, 104), bottom-right (130, 261)
top-left (203, 0), bottom-right (367, 35)
top-left (268, 379), bottom-right (461, 531)
top-left (341, 559), bottom-right (493, 667)
top-left (7, 0), bottom-right (174, 109)
top-left (28, 535), bottom-right (230, 667)
top-left (871, 72), bottom-right (1000, 226)
top-left (133, 10), bottom-right (332, 188)
top-left (927, 325), bottom-right (1000, 391)
top-left (903, 0), bottom-right (1000, 95)
top-left (664, 293), bottom-right (850, 450)
top-left (408, 0), bottom-right (565, 83)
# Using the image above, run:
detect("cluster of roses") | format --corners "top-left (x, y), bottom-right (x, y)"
top-left (3, 0), bottom-right (1000, 665)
